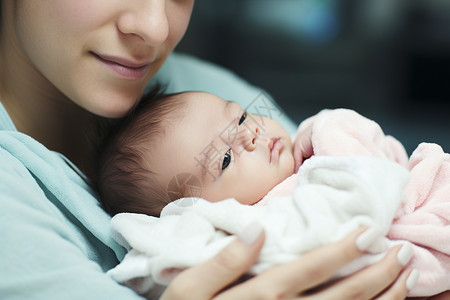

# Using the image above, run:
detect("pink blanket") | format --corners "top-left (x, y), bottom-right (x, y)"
top-left (266, 109), bottom-right (450, 296)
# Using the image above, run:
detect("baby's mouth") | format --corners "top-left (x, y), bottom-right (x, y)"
top-left (269, 138), bottom-right (283, 163)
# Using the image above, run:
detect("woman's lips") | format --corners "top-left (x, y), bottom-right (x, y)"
top-left (92, 52), bottom-right (151, 80)
top-left (269, 138), bottom-right (284, 163)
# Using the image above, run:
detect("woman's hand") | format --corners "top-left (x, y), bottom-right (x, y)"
top-left (409, 291), bottom-right (450, 300)
top-left (161, 225), bottom-right (417, 300)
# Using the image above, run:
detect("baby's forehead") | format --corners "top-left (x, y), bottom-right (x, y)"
top-left (177, 91), bottom-right (226, 104)
top-left (166, 92), bottom-right (227, 144)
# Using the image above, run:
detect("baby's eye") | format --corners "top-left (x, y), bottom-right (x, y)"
top-left (222, 150), bottom-right (232, 170)
top-left (238, 112), bottom-right (247, 125)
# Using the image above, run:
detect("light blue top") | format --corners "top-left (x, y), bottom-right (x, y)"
top-left (0, 53), bottom-right (295, 299)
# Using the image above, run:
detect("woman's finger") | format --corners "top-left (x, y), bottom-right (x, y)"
top-left (375, 268), bottom-right (418, 300)
top-left (418, 290), bottom-right (450, 300)
top-left (215, 227), bottom-right (376, 299)
top-left (305, 244), bottom-right (413, 300)
top-left (161, 222), bottom-right (265, 300)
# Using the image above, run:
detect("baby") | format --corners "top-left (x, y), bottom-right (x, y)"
top-left (99, 90), bottom-right (297, 216)
top-left (98, 90), bottom-right (450, 297)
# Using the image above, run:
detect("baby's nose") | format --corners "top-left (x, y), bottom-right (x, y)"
top-left (240, 127), bottom-right (259, 152)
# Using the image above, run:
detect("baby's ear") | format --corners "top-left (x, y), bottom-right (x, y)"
top-left (167, 173), bottom-right (203, 201)
top-left (181, 183), bottom-right (203, 199)
top-left (179, 173), bottom-right (203, 199)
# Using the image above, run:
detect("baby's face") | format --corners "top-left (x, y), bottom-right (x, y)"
top-left (156, 92), bottom-right (294, 205)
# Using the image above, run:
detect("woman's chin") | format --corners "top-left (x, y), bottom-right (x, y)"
top-left (88, 100), bottom-right (137, 118)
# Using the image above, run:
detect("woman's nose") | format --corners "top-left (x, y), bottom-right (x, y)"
top-left (117, 1), bottom-right (169, 46)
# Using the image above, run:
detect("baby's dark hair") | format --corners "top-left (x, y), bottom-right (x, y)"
top-left (97, 87), bottom-right (188, 217)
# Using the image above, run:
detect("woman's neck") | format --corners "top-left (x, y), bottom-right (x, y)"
top-left (0, 19), bottom-right (96, 176)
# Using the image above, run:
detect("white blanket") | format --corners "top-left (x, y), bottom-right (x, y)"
top-left (107, 156), bottom-right (409, 295)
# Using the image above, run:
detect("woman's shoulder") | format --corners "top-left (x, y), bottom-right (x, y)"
top-left (0, 130), bottom-right (126, 264)
top-left (151, 52), bottom-right (260, 98)
top-left (151, 52), bottom-right (297, 134)
top-left (0, 143), bottom-right (140, 299)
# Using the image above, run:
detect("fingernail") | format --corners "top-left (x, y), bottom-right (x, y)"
top-left (397, 243), bottom-right (413, 266)
top-left (238, 221), bottom-right (263, 245)
top-left (406, 269), bottom-right (420, 291)
top-left (355, 227), bottom-right (380, 251)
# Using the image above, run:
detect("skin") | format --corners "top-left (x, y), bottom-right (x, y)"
top-left (0, 0), bottom-right (193, 171)
top-left (163, 227), bottom-right (418, 300)
top-left (1, 1), bottom-right (438, 299)
top-left (154, 92), bottom-right (295, 205)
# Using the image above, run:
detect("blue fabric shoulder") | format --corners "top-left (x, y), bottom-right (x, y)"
top-left (0, 130), bottom-right (126, 262)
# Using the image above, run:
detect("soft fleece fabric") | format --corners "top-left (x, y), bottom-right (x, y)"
top-left (284, 109), bottom-right (450, 296)
top-left (109, 109), bottom-right (450, 297)
top-left (0, 52), bottom-right (294, 300)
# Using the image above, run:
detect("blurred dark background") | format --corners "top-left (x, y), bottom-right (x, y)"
top-left (176, 0), bottom-right (450, 154)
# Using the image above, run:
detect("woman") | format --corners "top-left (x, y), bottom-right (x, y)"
top-left (0, 1), bottom-right (429, 299)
